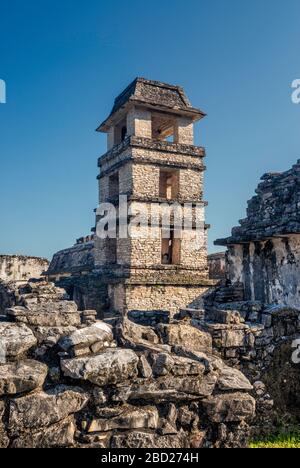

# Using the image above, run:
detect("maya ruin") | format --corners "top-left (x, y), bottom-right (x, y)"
top-left (0, 78), bottom-right (299, 450)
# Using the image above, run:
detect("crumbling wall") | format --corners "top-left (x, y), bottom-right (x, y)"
top-left (56, 274), bottom-right (109, 318)
top-left (215, 161), bottom-right (300, 309)
top-left (0, 255), bottom-right (49, 282)
top-left (227, 235), bottom-right (300, 308)
top-left (208, 252), bottom-right (226, 280)
top-left (202, 297), bottom-right (300, 436)
top-left (0, 280), bottom-right (256, 449)
top-left (46, 241), bottom-right (95, 281)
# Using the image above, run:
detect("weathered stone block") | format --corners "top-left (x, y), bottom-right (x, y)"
top-left (59, 322), bottom-right (113, 357)
top-left (152, 353), bottom-right (205, 377)
top-left (202, 393), bottom-right (256, 423)
top-left (87, 405), bottom-right (159, 433)
top-left (10, 417), bottom-right (76, 449)
top-left (0, 323), bottom-right (37, 358)
top-left (157, 323), bottom-right (212, 352)
top-left (61, 349), bottom-right (139, 386)
top-left (217, 367), bottom-right (253, 392)
top-left (0, 360), bottom-right (48, 396)
top-left (9, 386), bottom-right (88, 435)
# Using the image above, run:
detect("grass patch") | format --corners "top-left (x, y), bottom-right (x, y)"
top-left (250, 431), bottom-right (300, 449)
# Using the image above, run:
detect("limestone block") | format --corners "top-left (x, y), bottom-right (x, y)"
top-left (157, 323), bottom-right (212, 352)
top-left (113, 373), bottom-right (217, 404)
top-left (138, 355), bottom-right (153, 379)
top-left (0, 360), bottom-right (48, 396)
top-left (59, 322), bottom-right (113, 357)
top-left (9, 386), bottom-right (89, 435)
top-left (152, 353), bottom-right (205, 377)
top-left (111, 430), bottom-right (189, 449)
top-left (10, 417), bottom-right (75, 449)
top-left (33, 326), bottom-right (78, 346)
top-left (202, 393), bottom-right (256, 423)
top-left (210, 309), bottom-right (244, 325)
top-left (87, 405), bottom-right (159, 433)
top-left (0, 322), bottom-right (37, 358)
top-left (217, 367), bottom-right (253, 392)
top-left (61, 349), bottom-right (139, 386)
top-left (7, 301), bottom-right (81, 327)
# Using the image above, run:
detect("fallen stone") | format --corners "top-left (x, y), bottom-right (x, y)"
top-left (61, 349), bottom-right (139, 386)
top-left (159, 403), bottom-right (178, 435)
top-left (0, 401), bottom-right (9, 448)
top-left (0, 360), bottom-right (48, 396)
top-left (34, 326), bottom-right (77, 346)
top-left (59, 322), bottom-right (113, 357)
top-left (152, 353), bottom-right (205, 377)
top-left (113, 373), bottom-right (217, 403)
top-left (217, 367), bottom-right (253, 392)
top-left (9, 386), bottom-right (89, 435)
top-left (0, 322), bottom-right (37, 358)
top-left (117, 317), bottom-right (160, 349)
top-left (202, 393), bottom-right (256, 423)
top-left (7, 301), bottom-right (81, 327)
top-left (111, 430), bottom-right (189, 449)
top-left (157, 323), bottom-right (212, 352)
top-left (88, 406), bottom-right (159, 433)
top-left (138, 355), bottom-right (153, 379)
top-left (10, 417), bottom-right (75, 448)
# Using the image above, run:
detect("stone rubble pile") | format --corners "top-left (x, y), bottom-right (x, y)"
top-left (0, 280), bottom-right (256, 448)
top-left (202, 288), bottom-right (300, 435)
top-left (216, 162), bottom-right (300, 244)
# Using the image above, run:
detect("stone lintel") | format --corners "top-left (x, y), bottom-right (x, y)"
top-left (98, 136), bottom-right (205, 168)
top-left (215, 231), bottom-right (300, 247)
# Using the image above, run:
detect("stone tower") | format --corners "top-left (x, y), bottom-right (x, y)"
top-left (95, 78), bottom-right (213, 317)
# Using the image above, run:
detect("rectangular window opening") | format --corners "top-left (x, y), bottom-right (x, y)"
top-left (159, 169), bottom-right (179, 200)
top-left (161, 229), bottom-right (181, 265)
top-left (152, 114), bottom-right (177, 143)
top-left (114, 118), bottom-right (127, 145)
top-left (108, 238), bottom-right (117, 265)
top-left (109, 172), bottom-right (120, 199)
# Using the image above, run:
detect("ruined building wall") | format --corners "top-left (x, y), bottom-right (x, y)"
top-left (216, 161), bottom-right (300, 308)
top-left (227, 235), bottom-right (300, 308)
top-left (208, 252), bottom-right (226, 280)
top-left (46, 241), bottom-right (95, 281)
top-left (114, 284), bottom-right (210, 316)
top-left (0, 255), bottom-right (49, 282)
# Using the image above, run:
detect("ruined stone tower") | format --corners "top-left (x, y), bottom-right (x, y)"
top-left (95, 78), bottom-right (214, 316)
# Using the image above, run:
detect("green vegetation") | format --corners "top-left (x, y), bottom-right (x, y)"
top-left (250, 431), bottom-right (300, 449)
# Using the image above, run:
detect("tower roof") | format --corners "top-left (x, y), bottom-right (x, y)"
top-left (97, 78), bottom-right (206, 132)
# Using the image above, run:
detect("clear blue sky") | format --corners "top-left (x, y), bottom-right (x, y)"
top-left (0, 0), bottom-right (299, 260)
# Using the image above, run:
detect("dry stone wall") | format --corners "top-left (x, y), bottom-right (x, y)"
top-left (0, 279), bottom-right (255, 449)
top-left (202, 287), bottom-right (300, 436)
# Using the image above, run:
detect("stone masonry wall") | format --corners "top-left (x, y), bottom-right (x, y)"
top-left (110, 284), bottom-right (211, 316)
top-left (208, 253), bottom-right (226, 280)
top-left (215, 161), bottom-right (300, 309)
top-left (0, 256), bottom-right (49, 282)
top-left (226, 235), bottom-right (300, 308)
